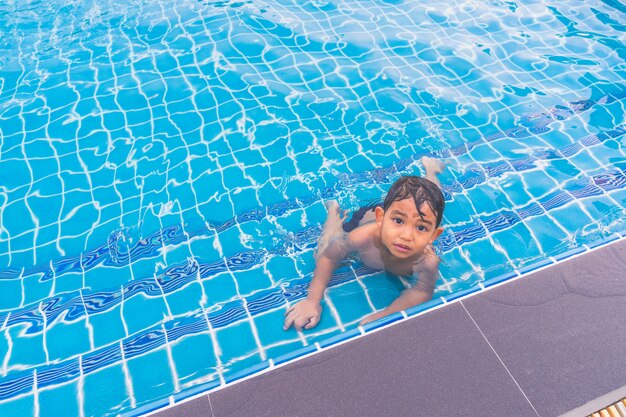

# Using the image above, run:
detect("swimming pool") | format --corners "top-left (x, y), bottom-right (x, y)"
top-left (0, 0), bottom-right (625, 415)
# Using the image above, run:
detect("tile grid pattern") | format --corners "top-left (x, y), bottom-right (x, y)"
top-left (0, 0), bottom-right (625, 415)
top-left (166, 238), bottom-right (626, 417)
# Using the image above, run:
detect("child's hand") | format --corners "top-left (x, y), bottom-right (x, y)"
top-left (283, 300), bottom-right (322, 331)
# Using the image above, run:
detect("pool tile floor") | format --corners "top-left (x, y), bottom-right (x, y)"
top-left (153, 238), bottom-right (626, 417)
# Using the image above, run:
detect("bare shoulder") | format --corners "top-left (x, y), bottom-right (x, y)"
top-left (415, 246), bottom-right (441, 274)
top-left (346, 222), bottom-right (377, 250)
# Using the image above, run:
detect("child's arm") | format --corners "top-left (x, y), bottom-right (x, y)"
top-left (359, 257), bottom-right (439, 326)
top-left (283, 255), bottom-right (336, 331)
top-left (359, 288), bottom-right (432, 325)
top-left (283, 234), bottom-right (353, 331)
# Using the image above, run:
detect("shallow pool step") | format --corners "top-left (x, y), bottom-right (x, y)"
top-left (589, 398), bottom-right (626, 417)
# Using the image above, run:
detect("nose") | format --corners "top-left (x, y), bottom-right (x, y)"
top-left (399, 225), bottom-right (412, 241)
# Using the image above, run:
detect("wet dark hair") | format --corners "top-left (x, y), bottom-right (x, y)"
top-left (382, 176), bottom-right (445, 227)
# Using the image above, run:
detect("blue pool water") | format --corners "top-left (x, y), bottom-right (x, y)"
top-left (1, 0), bottom-right (626, 415)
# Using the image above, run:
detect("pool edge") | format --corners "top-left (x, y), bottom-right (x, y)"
top-left (144, 233), bottom-right (626, 417)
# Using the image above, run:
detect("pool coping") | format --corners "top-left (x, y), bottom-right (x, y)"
top-left (143, 231), bottom-right (626, 417)
top-left (559, 383), bottom-right (626, 417)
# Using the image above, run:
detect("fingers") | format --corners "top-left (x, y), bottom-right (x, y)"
top-left (283, 314), bottom-right (295, 330)
top-left (283, 303), bottom-right (320, 331)
top-left (283, 308), bottom-right (298, 330)
top-left (284, 305), bottom-right (307, 330)
top-left (294, 316), bottom-right (312, 331)
top-left (304, 315), bottom-right (319, 329)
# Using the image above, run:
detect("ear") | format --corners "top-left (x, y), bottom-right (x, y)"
top-left (375, 206), bottom-right (385, 227)
top-left (430, 226), bottom-right (444, 243)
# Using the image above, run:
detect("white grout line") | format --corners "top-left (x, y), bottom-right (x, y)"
top-left (460, 302), bottom-right (542, 417)
top-left (143, 234), bottom-right (626, 417)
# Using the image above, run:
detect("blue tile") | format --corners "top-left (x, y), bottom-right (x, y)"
top-left (188, 236), bottom-right (222, 263)
top-left (0, 279), bottom-right (22, 310)
top-left (165, 282), bottom-right (205, 316)
top-left (362, 312), bottom-right (404, 332)
top-left (126, 348), bottom-right (175, 405)
top-left (550, 205), bottom-right (596, 236)
top-left (173, 378), bottom-right (222, 403)
top-left (0, 330), bottom-right (8, 364)
top-left (170, 333), bottom-right (217, 387)
top-left (521, 169), bottom-right (562, 198)
top-left (202, 272), bottom-right (238, 307)
top-left (45, 319), bottom-right (91, 362)
top-left (83, 365), bottom-right (131, 417)
top-left (462, 238), bottom-right (513, 278)
top-left (273, 344), bottom-right (318, 366)
top-left (463, 186), bottom-right (505, 214)
top-left (0, 371), bottom-right (34, 402)
top-left (443, 285), bottom-right (482, 303)
top-left (39, 381), bottom-right (80, 417)
top-left (123, 397), bottom-right (170, 417)
top-left (0, 395), bottom-right (34, 417)
top-left (518, 257), bottom-right (554, 276)
top-left (22, 272), bottom-right (53, 306)
top-left (224, 360), bottom-right (271, 384)
top-left (304, 328), bottom-right (344, 348)
top-left (6, 326), bottom-right (47, 368)
top-left (327, 280), bottom-right (374, 324)
top-left (3, 199), bottom-right (36, 235)
top-left (319, 328), bottom-right (361, 348)
top-left (89, 305), bottom-right (127, 349)
top-left (233, 266), bottom-right (274, 297)
top-left (37, 358), bottom-right (80, 389)
top-left (51, 270), bottom-right (84, 295)
top-left (254, 308), bottom-right (300, 347)
top-left (405, 298), bottom-right (445, 317)
top-left (587, 234), bottom-right (620, 249)
top-left (482, 271), bottom-right (518, 289)
top-left (263, 340), bottom-right (308, 363)
top-left (215, 320), bottom-right (261, 366)
top-left (122, 293), bottom-right (169, 335)
top-left (85, 265), bottom-right (131, 293)
top-left (491, 222), bottom-right (543, 264)
top-left (522, 216), bottom-right (569, 253)
top-left (552, 245), bottom-right (587, 262)
top-left (359, 273), bottom-right (404, 311)
top-left (129, 256), bottom-right (159, 282)
top-left (161, 243), bottom-right (193, 267)
top-left (82, 343), bottom-right (122, 375)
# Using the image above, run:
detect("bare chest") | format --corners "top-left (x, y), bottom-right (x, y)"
top-left (358, 246), bottom-right (419, 277)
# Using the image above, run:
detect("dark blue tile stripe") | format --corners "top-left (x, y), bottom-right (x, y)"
top-left (0, 236), bottom-right (624, 405)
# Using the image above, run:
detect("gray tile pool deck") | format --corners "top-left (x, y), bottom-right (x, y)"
top-left (152, 238), bottom-right (626, 417)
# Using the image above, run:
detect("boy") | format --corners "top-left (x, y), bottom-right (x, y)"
top-left (284, 157), bottom-right (446, 331)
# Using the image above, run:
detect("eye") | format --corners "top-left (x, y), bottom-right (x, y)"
top-left (417, 225), bottom-right (428, 232)
top-left (393, 218), bottom-right (403, 225)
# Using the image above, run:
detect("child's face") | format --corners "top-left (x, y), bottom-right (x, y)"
top-left (375, 198), bottom-right (444, 260)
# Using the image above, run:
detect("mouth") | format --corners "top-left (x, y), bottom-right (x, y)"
top-left (393, 243), bottom-right (411, 253)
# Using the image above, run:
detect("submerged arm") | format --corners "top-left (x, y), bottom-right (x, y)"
top-left (284, 235), bottom-right (353, 331)
top-left (360, 259), bottom-right (439, 326)
top-left (305, 255), bottom-right (338, 303)
top-left (359, 288), bottom-right (432, 325)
